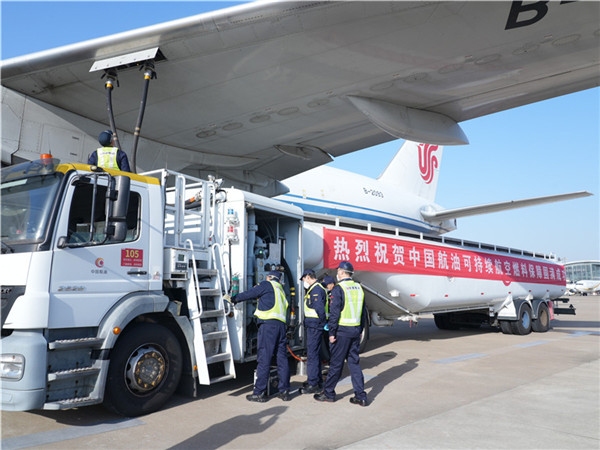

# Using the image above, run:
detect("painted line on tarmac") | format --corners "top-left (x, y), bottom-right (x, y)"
top-left (514, 340), bottom-right (547, 348)
top-left (434, 353), bottom-right (486, 364)
top-left (2, 418), bottom-right (144, 450)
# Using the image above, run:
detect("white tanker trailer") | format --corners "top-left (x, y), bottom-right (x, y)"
top-left (302, 222), bottom-right (572, 337)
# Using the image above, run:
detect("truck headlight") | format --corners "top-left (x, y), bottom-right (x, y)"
top-left (0, 354), bottom-right (25, 380)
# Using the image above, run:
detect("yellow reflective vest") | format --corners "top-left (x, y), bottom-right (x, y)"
top-left (254, 281), bottom-right (288, 323)
top-left (304, 282), bottom-right (324, 319)
top-left (96, 147), bottom-right (119, 170)
top-left (338, 279), bottom-right (364, 327)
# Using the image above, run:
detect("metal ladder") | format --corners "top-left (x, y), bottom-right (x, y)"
top-left (158, 169), bottom-right (236, 385)
top-left (185, 239), bottom-right (236, 385)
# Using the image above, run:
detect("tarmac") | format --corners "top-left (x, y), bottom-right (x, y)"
top-left (2, 295), bottom-right (598, 449)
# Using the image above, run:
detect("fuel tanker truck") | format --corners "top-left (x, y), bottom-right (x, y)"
top-left (1, 156), bottom-right (572, 416)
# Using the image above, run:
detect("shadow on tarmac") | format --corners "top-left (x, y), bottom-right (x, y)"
top-left (167, 405), bottom-right (287, 450)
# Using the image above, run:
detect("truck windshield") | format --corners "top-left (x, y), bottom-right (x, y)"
top-left (1, 160), bottom-right (63, 249)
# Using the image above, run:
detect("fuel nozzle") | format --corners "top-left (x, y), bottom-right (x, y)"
top-left (102, 68), bottom-right (119, 88)
top-left (141, 61), bottom-right (157, 80)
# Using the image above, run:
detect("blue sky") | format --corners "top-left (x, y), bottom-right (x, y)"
top-left (2, 1), bottom-right (598, 262)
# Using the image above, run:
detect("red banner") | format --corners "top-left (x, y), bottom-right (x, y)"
top-left (323, 228), bottom-right (565, 286)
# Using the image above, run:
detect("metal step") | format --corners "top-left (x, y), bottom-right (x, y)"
top-left (44, 395), bottom-right (102, 410)
top-left (48, 337), bottom-right (104, 351)
top-left (206, 352), bottom-right (232, 364)
top-left (196, 268), bottom-right (218, 277)
top-left (203, 331), bottom-right (228, 341)
top-left (200, 309), bottom-right (225, 319)
top-left (47, 366), bottom-right (100, 382)
top-left (199, 288), bottom-right (220, 297)
top-left (210, 374), bottom-right (236, 384)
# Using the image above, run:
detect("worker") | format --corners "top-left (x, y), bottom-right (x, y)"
top-left (320, 274), bottom-right (336, 358)
top-left (314, 261), bottom-right (368, 406)
top-left (321, 274), bottom-right (336, 309)
top-left (87, 130), bottom-right (131, 172)
top-left (299, 269), bottom-right (327, 394)
top-left (322, 275), bottom-right (335, 291)
top-left (231, 270), bottom-right (291, 402)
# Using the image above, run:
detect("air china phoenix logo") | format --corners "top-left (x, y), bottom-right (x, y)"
top-left (418, 143), bottom-right (439, 184)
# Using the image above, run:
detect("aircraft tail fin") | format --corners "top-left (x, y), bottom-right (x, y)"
top-left (377, 140), bottom-right (443, 203)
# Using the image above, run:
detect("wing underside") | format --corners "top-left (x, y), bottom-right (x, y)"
top-left (2, 1), bottom-right (599, 190)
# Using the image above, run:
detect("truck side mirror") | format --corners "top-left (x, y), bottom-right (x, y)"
top-left (106, 176), bottom-right (130, 242)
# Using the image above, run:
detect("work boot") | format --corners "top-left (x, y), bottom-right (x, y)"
top-left (349, 396), bottom-right (368, 407)
top-left (313, 392), bottom-right (334, 403)
top-left (246, 393), bottom-right (267, 403)
top-left (278, 390), bottom-right (291, 401)
top-left (301, 384), bottom-right (322, 394)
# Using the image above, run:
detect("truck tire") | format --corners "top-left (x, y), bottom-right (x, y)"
top-left (358, 306), bottom-right (370, 353)
top-left (103, 323), bottom-right (183, 417)
top-left (434, 313), bottom-right (460, 330)
top-left (499, 320), bottom-right (513, 334)
top-left (358, 322), bottom-right (370, 353)
top-left (510, 304), bottom-right (532, 335)
top-left (532, 302), bottom-right (550, 333)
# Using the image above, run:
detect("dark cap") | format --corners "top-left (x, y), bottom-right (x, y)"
top-left (267, 270), bottom-right (282, 281)
top-left (337, 261), bottom-right (354, 273)
top-left (300, 269), bottom-right (316, 280)
top-left (322, 275), bottom-right (335, 285)
top-left (98, 129), bottom-right (113, 147)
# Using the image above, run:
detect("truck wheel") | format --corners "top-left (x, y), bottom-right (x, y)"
top-left (103, 323), bottom-right (183, 416)
top-left (510, 304), bottom-right (532, 335)
top-left (499, 320), bottom-right (513, 334)
top-left (358, 323), bottom-right (370, 353)
top-left (532, 302), bottom-right (550, 333)
top-left (434, 313), bottom-right (460, 330)
top-left (357, 307), bottom-right (370, 353)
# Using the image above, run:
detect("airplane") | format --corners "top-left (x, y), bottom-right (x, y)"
top-left (1, 1), bottom-right (599, 198)
top-left (275, 141), bottom-right (591, 316)
top-left (277, 140), bottom-right (591, 238)
top-left (1, 2), bottom-right (598, 417)
top-left (567, 280), bottom-right (600, 296)
top-left (0, 1), bottom-right (596, 311)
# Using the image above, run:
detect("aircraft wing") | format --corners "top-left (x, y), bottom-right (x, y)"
top-left (2, 1), bottom-right (599, 192)
top-left (420, 191), bottom-right (593, 222)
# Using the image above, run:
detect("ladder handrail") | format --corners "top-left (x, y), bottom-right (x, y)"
top-left (185, 238), bottom-right (203, 319)
top-left (212, 242), bottom-right (229, 294)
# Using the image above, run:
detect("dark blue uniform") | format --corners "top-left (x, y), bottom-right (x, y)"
top-left (323, 278), bottom-right (367, 402)
top-left (233, 280), bottom-right (290, 396)
top-left (303, 282), bottom-right (327, 388)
